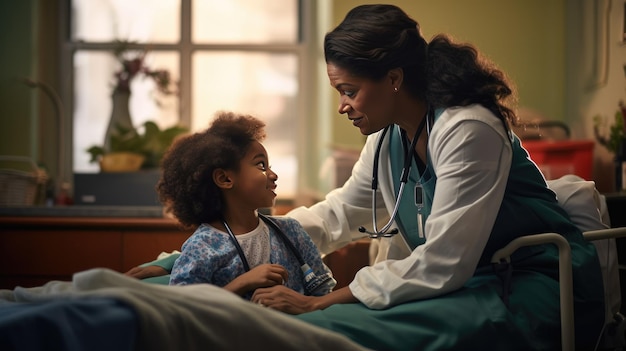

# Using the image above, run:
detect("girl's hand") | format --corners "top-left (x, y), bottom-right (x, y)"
top-left (225, 264), bottom-right (288, 295)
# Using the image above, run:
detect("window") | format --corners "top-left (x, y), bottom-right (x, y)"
top-left (66, 0), bottom-right (316, 198)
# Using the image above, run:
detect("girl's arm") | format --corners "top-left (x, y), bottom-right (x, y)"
top-left (124, 252), bottom-right (180, 279)
top-left (284, 217), bottom-right (337, 295)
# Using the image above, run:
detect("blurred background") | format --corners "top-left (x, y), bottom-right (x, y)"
top-left (0, 0), bottom-right (624, 208)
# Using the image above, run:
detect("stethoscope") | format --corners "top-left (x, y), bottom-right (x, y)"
top-left (222, 213), bottom-right (334, 295)
top-left (358, 108), bottom-right (433, 239)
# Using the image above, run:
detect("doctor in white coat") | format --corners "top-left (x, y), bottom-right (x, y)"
top-left (251, 4), bottom-right (605, 351)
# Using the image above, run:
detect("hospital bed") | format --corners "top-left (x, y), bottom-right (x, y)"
top-left (492, 228), bottom-right (626, 351)
top-left (492, 175), bottom-right (626, 351)
top-left (0, 175), bottom-right (624, 351)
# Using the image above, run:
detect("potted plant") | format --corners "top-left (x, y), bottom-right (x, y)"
top-left (593, 101), bottom-right (625, 154)
top-left (103, 41), bottom-right (177, 155)
top-left (87, 40), bottom-right (186, 173)
top-left (593, 64), bottom-right (626, 191)
top-left (87, 121), bottom-right (188, 172)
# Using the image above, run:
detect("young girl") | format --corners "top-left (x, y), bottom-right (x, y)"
top-left (160, 111), bottom-right (335, 300)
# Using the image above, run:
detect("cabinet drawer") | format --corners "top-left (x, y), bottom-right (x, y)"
top-left (0, 230), bottom-right (123, 275)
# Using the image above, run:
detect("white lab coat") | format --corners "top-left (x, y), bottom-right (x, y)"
top-left (288, 104), bottom-right (513, 309)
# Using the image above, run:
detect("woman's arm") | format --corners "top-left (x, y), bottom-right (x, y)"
top-left (351, 106), bottom-right (513, 309)
top-left (287, 132), bottom-right (386, 255)
top-left (251, 285), bottom-right (358, 314)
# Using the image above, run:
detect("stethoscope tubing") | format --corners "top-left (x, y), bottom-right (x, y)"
top-left (223, 213), bottom-right (307, 272)
top-left (360, 109), bottom-right (431, 238)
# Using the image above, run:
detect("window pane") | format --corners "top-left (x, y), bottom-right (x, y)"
top-left (193, 0), bottom-right (298, 44)
top-left (71, 0), bottom-right (180, 43)
top-left (73, 50), bottom-right (180, 172)
top-left (193, 51), bottom-right (298, 197)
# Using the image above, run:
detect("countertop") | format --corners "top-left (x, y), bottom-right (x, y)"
top-left (0, 205), bottom-right (165, 218)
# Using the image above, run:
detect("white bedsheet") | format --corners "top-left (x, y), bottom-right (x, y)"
top-left (0, 268), bottom-right (368, 351)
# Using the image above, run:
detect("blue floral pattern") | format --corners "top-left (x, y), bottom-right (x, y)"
top-left (170, 216), bottom-right (334, 299)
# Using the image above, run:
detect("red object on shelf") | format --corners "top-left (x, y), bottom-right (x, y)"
top-left (522, 140), bottom-right (594, 180)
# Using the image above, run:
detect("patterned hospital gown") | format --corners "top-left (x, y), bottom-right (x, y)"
top-left (170, 216), bottom-right (334, 300)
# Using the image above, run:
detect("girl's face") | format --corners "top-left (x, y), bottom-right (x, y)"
top-left (327, 62), bottom-right (396, 135)
top-left (231, 141), bottom-right (278, 210)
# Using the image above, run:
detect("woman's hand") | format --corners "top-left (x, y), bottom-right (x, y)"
top-left (252, 285), bottom-right (317, 314)
top-left (225, 264), bottom-right (288, 296)
top-left (251, 286), bottom-right (359, 315)
top-left (125, 265), bottom-right (168, 279)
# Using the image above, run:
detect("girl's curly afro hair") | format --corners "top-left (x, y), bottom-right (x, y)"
top-left (157, 111), bottom-right (266, 227)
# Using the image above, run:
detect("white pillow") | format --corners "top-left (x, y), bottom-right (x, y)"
top-left (547, 174), bottom-right (620, 323)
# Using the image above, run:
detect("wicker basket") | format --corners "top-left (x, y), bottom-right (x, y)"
top-left (0, 156), bottom-right (48, 206)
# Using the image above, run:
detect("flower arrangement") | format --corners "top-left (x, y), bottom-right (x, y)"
top-left (112, 40), bottom-right (176, 96)
top-left (85, 41), bottom-right (186, 172)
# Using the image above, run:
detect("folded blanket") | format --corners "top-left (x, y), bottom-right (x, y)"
top-left (1, 268), bottom-right (368, 351)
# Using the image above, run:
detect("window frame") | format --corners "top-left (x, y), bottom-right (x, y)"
top-left (59, 0), bottom-right (327, 201)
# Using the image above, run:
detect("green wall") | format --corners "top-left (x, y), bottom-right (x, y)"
top-left (0, 0), bottom-right (61, 185)
top-left (0, 0), bottom-right (38, 160)
top-left (0, 1), bottom-right (582, 196)
top-left (328, 0), bottom-right (566, 149)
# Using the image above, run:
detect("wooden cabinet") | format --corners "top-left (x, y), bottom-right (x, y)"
top-left (0, 216), bottom-right (372, 291)
top-left (0, 217), bottom-right (191, 289)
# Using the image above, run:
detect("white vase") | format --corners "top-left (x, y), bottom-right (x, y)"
top-left (103, 89), bottom-right (135, 152)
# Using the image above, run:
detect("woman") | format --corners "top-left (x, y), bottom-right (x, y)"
top-left (250, 4), bottom-right (605, 350)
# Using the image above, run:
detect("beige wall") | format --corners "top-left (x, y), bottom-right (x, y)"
top-left (565, 0), bottom-right (626, 192)
top-left (327, 0), bottom-right (567, 149)
top-left (325, 1), bottom-right (625, 193)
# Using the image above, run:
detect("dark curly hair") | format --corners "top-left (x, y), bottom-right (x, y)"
top-left (157, 111), bottom-right (266, 227)
top-left (324, 4), bottom-right (518, 127)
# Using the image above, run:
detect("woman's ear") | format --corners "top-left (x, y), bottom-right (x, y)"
top-left (213, 168), bottom-right (234, 189)
top-left (388, 68), bottom-right (404, 91)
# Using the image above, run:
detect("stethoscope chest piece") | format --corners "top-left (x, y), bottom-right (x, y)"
top-left (360, 109), bottom-right (432, 240)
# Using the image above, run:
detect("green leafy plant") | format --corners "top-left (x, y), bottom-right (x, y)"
top-left (593, 101), bottom-right (626, 154)
top-left (87, 121), bottom-right (188, 169)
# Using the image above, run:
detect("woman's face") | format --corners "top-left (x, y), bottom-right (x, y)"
top-left (231, 141), bottom-right (278, 210)
top-left (327, 62), bottom-right (396, 135)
